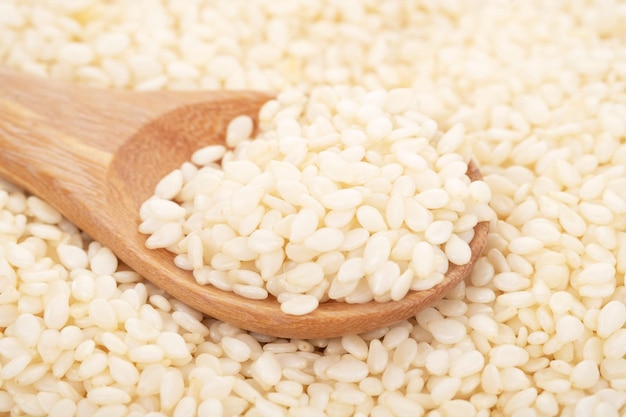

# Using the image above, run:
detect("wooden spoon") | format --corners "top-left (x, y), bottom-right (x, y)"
top-left (0, 70), bottom-right (488, 339)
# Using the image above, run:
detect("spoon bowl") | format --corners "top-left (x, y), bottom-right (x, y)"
top-left (0, 70), bottom-right (488, 339)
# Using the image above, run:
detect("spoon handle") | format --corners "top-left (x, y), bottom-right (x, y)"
top-left (0, 70), bottom-right (119, 228)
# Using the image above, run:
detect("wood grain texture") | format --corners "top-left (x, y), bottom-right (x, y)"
top-left (0, 70), bottom-right (489, 339)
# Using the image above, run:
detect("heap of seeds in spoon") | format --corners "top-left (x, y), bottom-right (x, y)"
top-left (139, 86), bottom-right (493, 315)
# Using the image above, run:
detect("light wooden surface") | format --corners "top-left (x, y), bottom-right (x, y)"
top-left (0, 70), bottom-right (489, 339)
